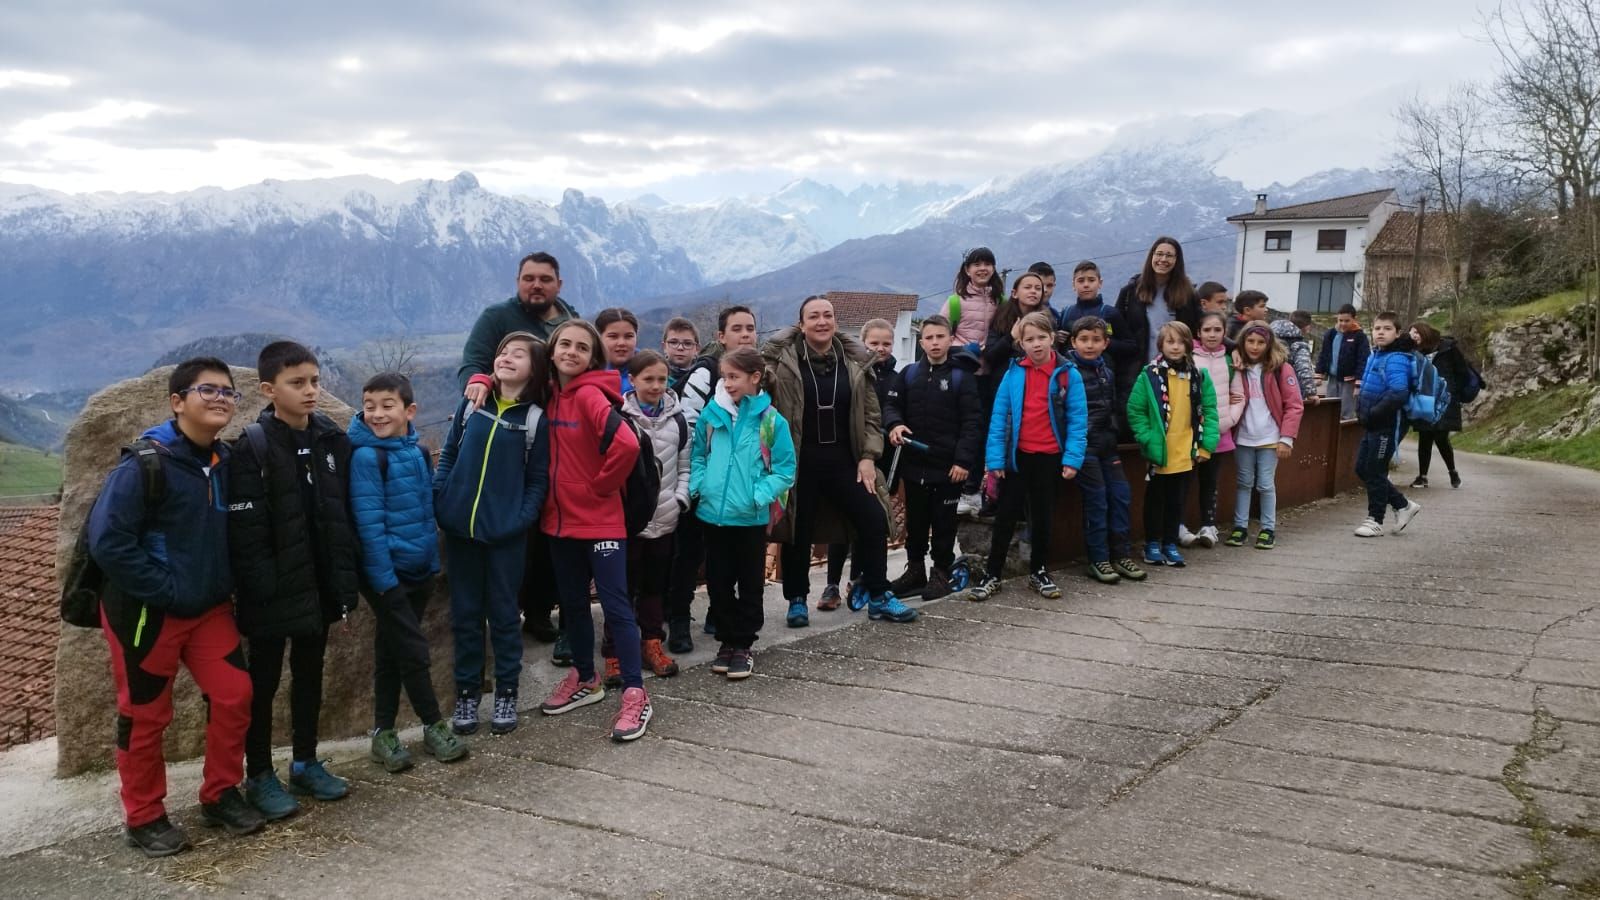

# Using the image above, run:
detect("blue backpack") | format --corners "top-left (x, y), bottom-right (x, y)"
top-left (1406, 351), bottom-right (1452, 427)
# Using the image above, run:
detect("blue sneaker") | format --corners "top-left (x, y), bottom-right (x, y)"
top-left (288, 760), bottom-right (349, 801)
top-left (786, 600), bottom-right (809, 628)
top-left (1162, 544), bottom-right (1186, 568)
top-left (868, 592), bottom-right (919, 622)
top-left (243, 770), bottom-right (300, 821)
top-left (1143, 541), bottom-right (1166, 565)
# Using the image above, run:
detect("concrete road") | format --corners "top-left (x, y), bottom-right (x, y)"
top-left (2, 451), bottom-right (1597, 898)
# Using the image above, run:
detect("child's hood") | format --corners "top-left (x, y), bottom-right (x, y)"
top-left (706, 386), bottom-right (770, 426)
top-left (1066, 349), bottom-right (1108, 371)
top-left (1018, 350), bottom-right (1058, 373)
top-left (1270, 319), bottom-right (1306, 344)
top-left (348, 411), bottom-right (419, 451)
top-left (558, 368), bottom-right (624, 404)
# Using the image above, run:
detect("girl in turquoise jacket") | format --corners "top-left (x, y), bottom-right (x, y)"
top-left (689, 347), bottom-right (796, 679)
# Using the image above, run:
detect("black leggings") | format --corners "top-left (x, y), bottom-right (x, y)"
top-left (782, 456), bottom-right (888, 599)
top-left (987, 451), bottom-right (1059, 577)
top-left (1416, 431), bottom-right (1456, 477)
top-left (245, 628), bottom-right (328, 776)
top-left (1144, 471), bottom-right (1192, 547)
top-left (371, 579), bottom-right (440, 731)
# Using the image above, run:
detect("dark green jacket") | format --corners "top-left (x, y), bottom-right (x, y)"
top-left (457, 296), bottom-right (578, 388)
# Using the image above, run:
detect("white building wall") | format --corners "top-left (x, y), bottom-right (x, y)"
top-left (893, 310), bottom-right (915, 369)
top-left (1233, 217), bottom-right (1382, 310)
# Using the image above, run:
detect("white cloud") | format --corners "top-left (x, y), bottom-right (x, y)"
top-left (0, 69), bottom-right (72, 90)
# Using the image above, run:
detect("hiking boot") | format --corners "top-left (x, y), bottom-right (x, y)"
top-left (490, 688), bottom-right (519, 735)
top-left (540, 669), bottom-right (605, 715)
top-left (1255, 529), bottom-right (1276, 550)
top-left (201, 787), bottom-right (266, 836)
top-left (1395, 500), bottom-right (1423, 532)
top-left (786, 599), bottom-right (809, 628)
top-left (422, 720), bottom-right (469, 763)
top-left (666, 617), bottom-right (693, 655)
top-left (602, 656), bottom-right (622, 689)
top-left (1111, 557), bottom-right (1148, 581)
top-left (289, 760), bottom-right (349, 801)
top-left (551, 633), bottom-right (573, 667)
top-left (889, 561), bottom-right (928, 595)
top-left (1354, 517), bottom-right (1384, 538)
top-left (868, 592), bottom-right (919, 622)
top-left (125, 815), bottom-right (190, 857)
top-left (1410, 475), bottom-right (1429, 488)
top-left (1161, 544), bottom-right (1186, 568)
top-left (243, 770), bottom-right (300, 821)
top-left (612, 687), bottom-right (653, 742)
top-left (1449, 470), bottom-right (1461, 488)
top-left (725, 649), bottom-right (754, 680)
top-left (1143, 541), bottom-right (1166, 565)
top-left (452, 690), bottom-right (480, 735)
top-left (818, 583), bottom-right (843, 611)
top-left (922, 567), bottom-right (953, 600)
top-left (1178, 524), bottom-right (1197, 547)
top-left (970, 574), bottom-right (1001, 601)
top-left (957, 492), bottom-right (982, 517)
top-left (1225, 526), bottom-right (1248, 547)
top-left (711, 644), bottom-right (735, 674)
top-left (1086, 561), bottom-right (1121, 584)
top-left (641, 639), bottom-right (680, 677)
top-left (369, 728), bottom-right (413, 773)
top-left (1195, 525), bottom-right (1219, 549)
top-left (522, 614), bottom-right (560, 643)
top-left (1029, 570), bottom-right (1062, 599)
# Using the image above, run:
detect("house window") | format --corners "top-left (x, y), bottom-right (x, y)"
top-left (1317, 229), bottom-right (1347, 251)
top-left (1264, 230), bottom-right (1291, 251)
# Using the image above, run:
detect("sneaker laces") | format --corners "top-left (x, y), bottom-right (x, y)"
top-left (873, 593), bottom-right (912, 615)
top-left (616, 689), bottom-right (649, 728)
top-left (494, 694), bottom-right (517, 720)
top-left (544, 668), bottom-right (582, 705)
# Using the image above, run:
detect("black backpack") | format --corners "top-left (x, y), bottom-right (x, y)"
top-left (600, 408), bottom-right (662, 538)
top-left (60, 440), bottom-right (165, 628)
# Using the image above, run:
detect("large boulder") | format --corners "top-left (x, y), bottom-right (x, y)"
top-left (54, 366), bottom-right (458, 777)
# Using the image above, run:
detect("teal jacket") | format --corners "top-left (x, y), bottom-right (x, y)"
top-left (690, 392), bottom-right (797, 528)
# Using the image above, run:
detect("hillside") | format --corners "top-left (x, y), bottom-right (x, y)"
top-left (0, 442), bottom-right (62, 505)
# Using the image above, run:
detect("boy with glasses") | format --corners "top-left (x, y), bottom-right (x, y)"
top-left (662, 317), bottom-right (700, 393)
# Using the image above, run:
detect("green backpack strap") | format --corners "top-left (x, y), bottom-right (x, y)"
top-left (947, 293), bottom-right (961, 331)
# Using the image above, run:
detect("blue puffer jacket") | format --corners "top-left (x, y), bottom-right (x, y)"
top-left (88, 419), bottom-right (232, 619)
top-left (985, 353), bottom-right (1089, 473)
top-left (433, 397), bottom-right (549, 544)
top-left (349, 413), bottom-right (441, 594)
top-left (1357, 334), bottom-right (1418, 434)
top-left (690, 391), bottom-right (797, 528)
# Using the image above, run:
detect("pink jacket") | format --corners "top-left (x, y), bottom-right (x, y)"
top-left (1193, 342), bottom-right (1243, 453)
top-left (1230, 362), bottom-right (1305, 444)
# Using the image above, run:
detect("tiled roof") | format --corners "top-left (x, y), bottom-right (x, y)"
top-left (823, 291), bottom-right (920, 328)
top-left (1366, 211), bottom-right (1451, 256)
top-left (1227, 188), bottom-right (1397, 222)
top-left (0, 505), bottom-right (59, 750)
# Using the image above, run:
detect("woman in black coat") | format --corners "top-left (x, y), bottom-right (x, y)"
top-left (1112, 236), bottom-right (1202, 431)
top-left (1408, 321), bottom-right (1470, 488)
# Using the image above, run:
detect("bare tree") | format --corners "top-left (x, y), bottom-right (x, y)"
top-left (362, 333), bottom-right (422, 378)
top-left (1393, 84), bottom-right (1490, 306)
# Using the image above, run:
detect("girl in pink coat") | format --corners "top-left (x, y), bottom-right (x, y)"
top-left (1226, 322), bottom-right (1304, 550)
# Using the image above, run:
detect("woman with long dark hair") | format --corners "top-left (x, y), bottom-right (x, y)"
top-left (764, 296), bottom-right (919, 627)
top-left (1407, 321), bottom-right (1469, 489)
top-left (1114, 237), bottom-right (1201, 419)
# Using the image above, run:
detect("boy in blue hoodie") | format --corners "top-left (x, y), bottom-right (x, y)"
top-left (348, 373), bottom-right (468, 772)
top-left (89, 357), bottom-right (263, 856)
top-left (1353, 311), bottom-right (1423, 537)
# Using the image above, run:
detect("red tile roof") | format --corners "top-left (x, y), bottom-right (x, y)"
top-left (823, 291), bottom-right (920, 329)
top-left (0, 505), bottom-right (59, 750)
top-left (1366, 211), bottom-right (1451, 256)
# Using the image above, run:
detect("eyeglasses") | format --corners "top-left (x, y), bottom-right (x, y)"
top-left (1151, 251), bottom-right (1178, 260)
top-left (665, 340), bottom-right (697, 350)
top-left (179, 384), bottom-right (243, 403)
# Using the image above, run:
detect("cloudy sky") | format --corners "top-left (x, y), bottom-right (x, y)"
top-left (0, 1), bottom-right (1498, 203)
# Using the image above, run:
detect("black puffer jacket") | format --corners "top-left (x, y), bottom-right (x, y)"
top-left (1112, 276), bottom-right (1202, 409)
top-left (228, 408), bottom-right (360, 639)
top-left (1065, 349), bottom-right (1120, 457)
top-left (1417, 337), bottom-right (1471, 433)
top-left (882, 357), bottom-right (983, 483)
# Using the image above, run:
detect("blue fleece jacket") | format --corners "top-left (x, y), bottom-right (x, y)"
top-left (690, 391), bottom-right (797, 528)
top-left (433, 397), bottom-right (549, 545)
top-left (349, 413), bottom-right (441, 593)
top-left (985, 355), bottom-right (1089, 473)
top-left (87, 420), bottom-right (232, 618)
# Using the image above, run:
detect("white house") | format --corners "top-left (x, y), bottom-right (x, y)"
top-left (823, 290), bottom-right (920, 368)
top-left (1226, 188), bottom-right (1401, 313)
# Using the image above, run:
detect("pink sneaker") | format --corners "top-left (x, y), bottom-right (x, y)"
top-left (539, 669), bottom-right (605, 716)
top-left (611, 687), bottom-right (652, 742)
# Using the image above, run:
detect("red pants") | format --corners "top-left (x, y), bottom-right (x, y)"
top-left (102, 602), bottom-right (252, 827)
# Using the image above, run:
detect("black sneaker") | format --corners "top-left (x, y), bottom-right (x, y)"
top-left (725, 649), bottom-right (754, 680)
top-left (666, 617), bottom-right (693, 655)
top-left (1029, 570), bottom-right (1062, 599)
top-left (1410, 475), bottom-right (1429, 489)
top-left (200, 787), bottom-right (265, 836)
top-left (1224, 527), bottom-right (1248, 548)
top-left (922, 567), bottom-right (952, 601)
top-left (710, 645), bottom-right (735, 674)
top-left (522, 614), bottom-right (560, 642)
top-left (125, 815), bottom-right (190, 857)
top-left (888, 564), bottom-right (927, 595)
top-left (551, 633), bottom-right (573, 667)
top-left (970, 574), bottom-right (1001, 601)
top-left (1255, 529), bottom-right (1276, 550)
top-left (1449, 470), bottom-right (1461, 489)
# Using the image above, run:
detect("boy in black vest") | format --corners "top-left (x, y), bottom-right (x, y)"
top-left (883, 315), bottom-right (982, 599)
top-left (230, 341), bottom-right (360, 820)
top-left (1065, 317), bottom-right (1146, 584)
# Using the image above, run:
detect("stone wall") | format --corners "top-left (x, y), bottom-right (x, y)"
top-left (1471, 304), bottom-right (1597, 441)
top-left (54, 366), bottom-right (458, 777)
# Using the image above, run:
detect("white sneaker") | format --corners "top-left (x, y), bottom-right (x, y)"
top-left (1178, 524), bottom-right (1197, 547)
top-left (1395, 500), bottom-right (1422, 532)
top-left (1354, 518), bottom-right (1384, 538)
top-left (957, 492), bottom-right (981, 518)
top-left (1195, 525), bottom-right (1219, 548)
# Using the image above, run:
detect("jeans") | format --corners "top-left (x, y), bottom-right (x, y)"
top-left (704, 523), bottom-right (768, 649)
top-left (988, 451), bottom-right (1060, 576)
top-left (781, 456), bottom-right (889, 600)
top-left (1143, 470), bottom-right (1191, 546)
top-left (245, 626), bottom-right (328, 777)
top-left (446, 535), bottom-right (526, 695)
top-left (550, 536), bottom-right (642, 690)
top-left (904, 480), bottom-right (961, 570)
top-left (1077, 450), bottom-right (1132, 563)
top-left (371, 579), bottom-right (441, 730)
top-left (1416, 431), bottom-right (1456, 476)
top-left (1233, 445), bottom-right (1280, 532)
top-left (1355, 430), bottom-right (1408, 522)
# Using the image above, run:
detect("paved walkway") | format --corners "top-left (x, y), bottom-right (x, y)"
top-left (4, 450), bottom-right (1599, 898)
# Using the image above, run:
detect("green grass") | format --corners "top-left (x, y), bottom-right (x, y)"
top-left (1483, 287), bottom-right (1589, 331)
top-left (0, 442), bottom-right (63, 503)
top-left (1459, 383), bottom-right (1600, 472)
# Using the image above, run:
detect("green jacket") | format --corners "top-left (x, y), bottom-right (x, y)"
top-left (1125, 361), bottom-right (1220, 469)
top-left (456, 295), bottom-right (578, 389)
top-left (761, 326), bottom-right (891, 544)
